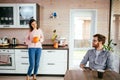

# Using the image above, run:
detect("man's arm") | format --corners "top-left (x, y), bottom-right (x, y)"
top-left (106, 52), bottom-right (114, 70)
top-left (80, 50), bottom-right (90, 70)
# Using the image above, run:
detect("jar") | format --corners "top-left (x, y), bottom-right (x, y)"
top-left (53, 40), bottom-right (58, 48)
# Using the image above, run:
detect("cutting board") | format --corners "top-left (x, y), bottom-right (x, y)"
top-left (0, 43), bottom-right (9, 46)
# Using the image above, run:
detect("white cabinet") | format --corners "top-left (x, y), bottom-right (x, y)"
top-left (15, 49), bottom-right (29, 73)
top-left (15, 49), bottom-right (68, 75)
top-left (17, 3), bottom-right (38, 28)
top-left (39, 50), bottom-right (67, 75)
top-left (0, 3), bottom-right (38, 28)
top-left (0, 4), bottom-right (17, 28)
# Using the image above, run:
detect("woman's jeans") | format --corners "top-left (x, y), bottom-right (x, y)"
top-left (27, 48), bottom-right (42, 76)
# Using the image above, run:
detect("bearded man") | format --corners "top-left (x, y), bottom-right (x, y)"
top-left (80, 34), bottom-right (113, 71)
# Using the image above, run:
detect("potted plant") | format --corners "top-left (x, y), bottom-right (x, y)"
top-left (103, 39), bottom-right (117, 52)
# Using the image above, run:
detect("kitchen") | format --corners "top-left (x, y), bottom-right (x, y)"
top-left (0, 0), bottom-right (120, 80)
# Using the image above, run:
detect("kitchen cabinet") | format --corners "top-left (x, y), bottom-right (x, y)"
top-left (0, 4), bottom-right (16, 28)
top-left (39, 50), bottom-right (67, 75)
top-left (15, 49), bottom-right (68, 75)
top-left (0, 3), bottom-right (38, 28)
top-left (17, 4), bottom-right (38, 28)
top-left (15, 49), bottom-right (29, 73)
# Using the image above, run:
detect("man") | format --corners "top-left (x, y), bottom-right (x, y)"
top-left (80, 34), bottom-right (113, 71)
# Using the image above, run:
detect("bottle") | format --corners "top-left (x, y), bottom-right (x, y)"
top-left (53, 40), bottom-right (58, 48)
top-left (51, 29), bottom-right (57, 41)
top-left (12, 38), bottom-right (17, 46)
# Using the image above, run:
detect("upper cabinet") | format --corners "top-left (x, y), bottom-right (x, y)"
top-left (0, 3), bottom-right (38, 28)
top-left (17, 4), bottom-right (38, 28)
top-left (0, 4), bottom-right (17, 28)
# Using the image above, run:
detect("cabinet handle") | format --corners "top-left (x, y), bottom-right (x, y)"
top-left (47, 51), bottom-right (55, 53)
top-left (21, 57), bottom-right (28, 58)
top-left (21, 50), bottom-right (28, 52)
top-left (21, 63), bottom-right (29, 65)
top-left (3, 26), bottom-right (10, 27)
top-left (47, 63), bottom-right (55, 65)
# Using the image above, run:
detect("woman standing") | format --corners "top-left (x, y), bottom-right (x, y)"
top-left (25, 19), bottom-right (44, 80)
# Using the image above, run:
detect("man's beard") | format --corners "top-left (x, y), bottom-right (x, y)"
top-left (92, 43), bottom-right (99, 48)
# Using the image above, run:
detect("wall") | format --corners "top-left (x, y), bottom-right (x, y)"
top-left (111, 0), bottom-right (120, 73)
top-left (0, 0), bottom-right (110, 44)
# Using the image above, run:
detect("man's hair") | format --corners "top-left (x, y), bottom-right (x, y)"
top-left (93, 34), bottom-right (106, 44)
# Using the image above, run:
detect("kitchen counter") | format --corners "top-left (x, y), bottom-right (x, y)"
top-left (0, 44), bottom-right (69, 50)
top-left (0, 44), bottom-right (69, 75)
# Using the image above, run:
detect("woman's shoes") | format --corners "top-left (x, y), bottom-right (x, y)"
top-left (33, 75), bottom-right (37, 80)
top-left (26, 75), bottom-right (30, 80)
top-left (26, 75), bottom-right (37, 80)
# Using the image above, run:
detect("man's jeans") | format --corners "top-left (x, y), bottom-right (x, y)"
top-left (27, 48), bottom-right (42, 76)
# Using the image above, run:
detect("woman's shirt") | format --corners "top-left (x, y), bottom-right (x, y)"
top-left (25, 28), bottom-right (44, 48)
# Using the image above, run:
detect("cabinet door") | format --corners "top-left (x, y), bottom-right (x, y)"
top-left (0, 4), bottom-right (17, 28)
top-left (17, 4), bottom-right (37, 28)
top-left (39, 50), bottom-right (67, 75)
top-left (43, 50), bottom-right (67, 62)
top-left (15, 49), bottom-right (29, 73)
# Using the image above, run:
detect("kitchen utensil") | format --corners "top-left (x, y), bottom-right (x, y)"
top-left (12, 38), bottom-right (17, 46)
top-left (0, 38), bottom-right (2, 44)
top-left (58, 37), bottom-right (66, 46)
top-left (1, 36), bottom-right (9, 44)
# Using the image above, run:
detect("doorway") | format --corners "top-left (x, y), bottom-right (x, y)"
top-left (69, 9), bottom-right (97, 69)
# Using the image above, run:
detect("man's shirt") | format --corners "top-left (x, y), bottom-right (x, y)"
top-left (80, 49), bottom-right (113, 70)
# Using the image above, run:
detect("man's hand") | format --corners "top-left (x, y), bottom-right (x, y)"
top-left (105, 69), bottom-right (112, 71)
top-left (80, 64), bottom-right (86, 71)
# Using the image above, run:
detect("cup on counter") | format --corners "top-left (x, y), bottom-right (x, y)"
top-left (97, 69), bottom-right (105, 79)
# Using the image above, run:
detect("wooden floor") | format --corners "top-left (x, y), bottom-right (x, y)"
top-left (0, 76), bottom-right (64, 80)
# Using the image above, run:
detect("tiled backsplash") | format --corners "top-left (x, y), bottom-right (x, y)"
top-left (0, 28), bottom-right (56, 44)
top-left (0, 29), bottom-right (28, 44)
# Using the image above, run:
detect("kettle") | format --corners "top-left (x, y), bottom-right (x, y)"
top-left (12, 38), bottom-right (17, 46)
top-left (1, 36), bottom-right (9, 44)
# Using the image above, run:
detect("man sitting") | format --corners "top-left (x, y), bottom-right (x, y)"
top-left (80, 34), bottom-right (113, 71)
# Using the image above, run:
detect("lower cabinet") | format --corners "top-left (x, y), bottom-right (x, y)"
top-left (15, 49), bottom-right (29, 73)
top-left (15, 49), bottom-right (68, 75)
top-left (39, 50), bottom-right (67, 75)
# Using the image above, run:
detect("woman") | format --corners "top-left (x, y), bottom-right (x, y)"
top-left (25, 19), bottom-right (44, 80)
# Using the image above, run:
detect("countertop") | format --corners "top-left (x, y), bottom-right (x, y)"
top-left (0, 44), bottom-right (69, 50)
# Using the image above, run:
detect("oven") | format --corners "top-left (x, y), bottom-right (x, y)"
top-left (0, 49), bottom-right (15, 70)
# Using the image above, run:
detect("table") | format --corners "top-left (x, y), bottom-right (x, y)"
top-left (64, 69), bottom-right (120, 80)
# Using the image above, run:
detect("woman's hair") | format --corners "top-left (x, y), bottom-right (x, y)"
top-left (93, 34), bottom-right (106, 44)
top-left (29, 19), bottom-right (39, 31)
